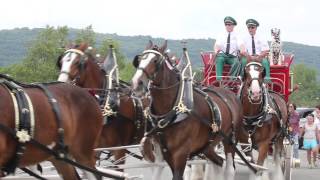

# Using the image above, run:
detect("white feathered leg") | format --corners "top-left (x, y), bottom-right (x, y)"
top-left (272, 146), bottom-right (284, 180)
top-left (151, 139), bottom-right (164, 180)
top-left (183, 165), bottom-right (191, 180)
top-left (204, 161), bottom-right (223, 180)
top-left (224, 153), bottom-right (235, 180)
top-left (190, 164), bottom-right (204, 180)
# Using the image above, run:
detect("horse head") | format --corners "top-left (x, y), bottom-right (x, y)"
top-left (57, 43), bottom-right (97, 84)
top-left (131, 40), bottom-right (171, 97)
top-left (243, 62), bottom-right (265, 103)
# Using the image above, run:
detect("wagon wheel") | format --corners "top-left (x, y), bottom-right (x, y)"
top-left (282, 141), bottom-right (293, 180)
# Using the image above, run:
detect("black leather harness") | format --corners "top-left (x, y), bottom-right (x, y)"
top-left (0, 75), bottom-right (66, 175)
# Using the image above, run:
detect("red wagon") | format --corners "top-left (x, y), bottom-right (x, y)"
top-left (201, 51), bottom-right (294, 101)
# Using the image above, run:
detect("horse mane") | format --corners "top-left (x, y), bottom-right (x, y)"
top-left (0, 73), bottom-right (62, 88)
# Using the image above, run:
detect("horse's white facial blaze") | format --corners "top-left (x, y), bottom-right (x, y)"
top-left (57, 52), bottom-right (78, 82)
top-left (249, 66), bottom-right (261, 95)
top-left (132, 53), bottom-right (156, 90)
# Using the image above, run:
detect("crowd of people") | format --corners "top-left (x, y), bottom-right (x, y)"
top-left (288, 103), bottom-right (320, 168)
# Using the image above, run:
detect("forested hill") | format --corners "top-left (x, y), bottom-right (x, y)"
top-left (1, 28), bottom-right (319, 69)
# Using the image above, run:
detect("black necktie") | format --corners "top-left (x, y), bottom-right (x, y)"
top-left (252, 35), bottom-right (256, 55)
top-left (226, 32), bottom-right (230, 54)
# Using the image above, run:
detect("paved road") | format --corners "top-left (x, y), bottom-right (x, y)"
top-left (4, 149), bottom-right (320, 179)
top-left (291, 150), bottom-right (319, 180)
top-left (124, 149), bottom-right (320, 180)
top-left (235, 150), bottom-right (320, 180)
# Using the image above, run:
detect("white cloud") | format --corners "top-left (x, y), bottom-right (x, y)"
top-left (0, 0), bottom-right (319, 46)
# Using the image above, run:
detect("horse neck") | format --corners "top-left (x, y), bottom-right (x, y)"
top-left (241, 83), bottom-right (263, 116)
top-left (150, 64), bottom-right (179, 115)
top-left (78, 59), bottom-right (104, 89)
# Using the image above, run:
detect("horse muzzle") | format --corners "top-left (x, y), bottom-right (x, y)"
top-left (57, 72), bottom-right (71, 82)
top-left (248, 89), bottom-right (262, 103)
top-left (132, 80), bottom-right (148, 98)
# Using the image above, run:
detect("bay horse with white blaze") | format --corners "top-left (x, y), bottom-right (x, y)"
top-left (0, 75), bottom-right (103, 180)
top-left (239, 61), bottom-right (288, 179)
top-left (131, 40), bottom-right (243, 180)
top-left (57, 43), bottom-right (145, 165)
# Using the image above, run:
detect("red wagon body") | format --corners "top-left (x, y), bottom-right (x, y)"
top-left (201, 52), bottom-right (294, 101)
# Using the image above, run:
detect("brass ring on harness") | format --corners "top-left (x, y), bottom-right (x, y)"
top-left (211, 122), bottom-right (219, 133)
top-left (158, 119), bottom-right (170, 129)
top-left (257, 120), bottom-right (263, 127)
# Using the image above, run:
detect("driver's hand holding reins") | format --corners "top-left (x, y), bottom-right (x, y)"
top-left (240, 50), bottom-right (269, 63)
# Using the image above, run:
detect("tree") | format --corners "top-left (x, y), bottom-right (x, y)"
top-left (120, 62), bottom-right (136, 82)
top-left (97, 38), bottom-right (126, 70)
top-left (75, 25), bottom-right (96, 46)
top-left (0, 25), bottom-right (137, 83)
top-left (289, 64), bottom-right (320, 107)
top-left (0, 26), bottom-right (69, 82)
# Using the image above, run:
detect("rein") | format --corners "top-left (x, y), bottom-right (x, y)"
top-left (149, 80), bottom-right (180, 90)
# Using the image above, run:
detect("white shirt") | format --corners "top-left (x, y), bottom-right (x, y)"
top-left (242, 33), bottom-right (269, 55)
top-left (312, 111), bottom-right (320, 128)
top-left (214, 31), bottom-right (241, 56)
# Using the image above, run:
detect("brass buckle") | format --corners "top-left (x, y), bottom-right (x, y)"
top-left (211, 122), bottom-right (219, 132)
top-left (158, 119), bottom-right (170, 128)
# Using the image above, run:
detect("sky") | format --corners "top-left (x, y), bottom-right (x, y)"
top-left (0, 0), bottom-right (319, 46)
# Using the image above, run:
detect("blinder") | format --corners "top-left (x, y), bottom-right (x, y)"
top-left (78, 55), bottom-right (87, 72)
top-left (56, 54), bottom-right (63, 69)
top-left (133, 55), bottom-right (141, 68)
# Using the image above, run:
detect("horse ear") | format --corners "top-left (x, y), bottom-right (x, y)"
top-left (145, 40), bottom-right (153, 50)
top-left (79, 43), bottom-right (89, 51)
top-left (159, 40), bottom-right (167, 53)
top-left (133, 55), bottom-right (141, 68)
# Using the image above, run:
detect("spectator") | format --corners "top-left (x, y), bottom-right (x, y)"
top-left (312, 105), bottom-right (320, 126)
top-left (300, 114), bottom-right (320, 168)
top-left (288, 103), bottom-right (300, 160)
